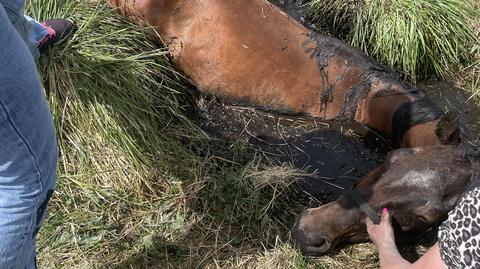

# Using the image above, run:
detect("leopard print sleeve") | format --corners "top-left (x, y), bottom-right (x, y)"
top-left (438, 186), bottom-right (480, 268)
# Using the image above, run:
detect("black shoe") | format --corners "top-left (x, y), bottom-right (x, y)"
top-left (38, 19), bottom-right (74, 52)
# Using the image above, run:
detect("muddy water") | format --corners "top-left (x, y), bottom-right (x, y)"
top-left (197, 84), bottom-right (480, 203)
top-left (196, 1), bottom-right (480, 202)
top-left (197, 96), bottom-right (386, 200)
top-left (422, 80), bottom-right (480, 142)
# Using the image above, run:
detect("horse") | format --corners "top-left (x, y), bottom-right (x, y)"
top-left (292, 144), bottom-right (480, 255)
top-left (109, 0), bottom-right (473, 256)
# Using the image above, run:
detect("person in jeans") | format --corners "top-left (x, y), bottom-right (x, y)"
top-left (0, 0), bottom-right (74, 60)
top-left (0, 1), bottom-right (73, 268)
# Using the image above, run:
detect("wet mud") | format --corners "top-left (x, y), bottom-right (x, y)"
top-left (269, 0), bottom-right (316, 30)
top-left (195, 0), bottom-right (480, 203)
top-left (421, 80), bottom-right (480, 142)
top-left (197, 96), bottom-right (386, 200)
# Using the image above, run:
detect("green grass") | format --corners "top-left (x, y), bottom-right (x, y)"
top-left (28, 0), bottom-right (207, 266)
top-left (309, 0), bottom-right (479, 81)
top-left (458, 5), bottom-right (480, 100)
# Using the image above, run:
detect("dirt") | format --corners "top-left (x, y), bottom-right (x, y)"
top-left (194, 0), bottom-right (480, 203)
top-left (421, 80), bottom-right (480, 142)
top-left (196, 95), bottom-right (386, 200)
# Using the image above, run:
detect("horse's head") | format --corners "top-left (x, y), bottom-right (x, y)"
top-left (291, 145), bottom-right (473, 256)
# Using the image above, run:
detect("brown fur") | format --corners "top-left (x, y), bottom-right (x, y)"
top-left (292, 146), bottom-right (473, 255)
top-left (109, 0), bottom-right (447, 146)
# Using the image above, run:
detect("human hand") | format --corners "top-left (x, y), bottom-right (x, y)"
top-left (366, 208), bottom-right (396, 249)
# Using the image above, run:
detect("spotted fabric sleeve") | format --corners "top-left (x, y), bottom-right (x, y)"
top-left (438, 186), bottom-right (480, 268)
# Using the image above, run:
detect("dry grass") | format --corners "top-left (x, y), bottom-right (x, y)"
top-left (204, 242), bottom-right (379, 269)
top-left (454, 0), bottom-right (480, 99)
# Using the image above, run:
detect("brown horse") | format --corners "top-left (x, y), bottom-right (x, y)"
top-left (109, 0), bottom-right (472, 256)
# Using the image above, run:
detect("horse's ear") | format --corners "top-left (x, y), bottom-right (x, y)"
top-left (436, 111), bottom-right (461, 145)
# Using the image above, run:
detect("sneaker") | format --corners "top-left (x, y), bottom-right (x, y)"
top-left (38, 19), bottom-right (75, 52)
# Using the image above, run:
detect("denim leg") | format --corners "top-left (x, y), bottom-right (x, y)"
top-left (0, 5), bottom-right (57, 269)
top-left (0, 0), bottom-right (48, 61)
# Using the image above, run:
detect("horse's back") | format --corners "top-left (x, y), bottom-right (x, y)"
top-left (163, 0), bottom-right (328, 115)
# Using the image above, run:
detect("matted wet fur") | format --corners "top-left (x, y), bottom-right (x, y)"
top-left (109, 0), bottom-right (471, 256)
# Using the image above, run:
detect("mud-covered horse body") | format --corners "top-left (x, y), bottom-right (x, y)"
top-left (110, 0), bottom-right (458, 147)
top-left (110, 0), bottom-right (471, 256)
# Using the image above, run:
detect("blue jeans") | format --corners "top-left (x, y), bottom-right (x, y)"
top-left (0, 0), bottom-right (48, 60)
top-left (0, 3), bottom-right (57, 269)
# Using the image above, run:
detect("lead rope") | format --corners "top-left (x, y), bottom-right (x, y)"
top-left (344, 190), bottom-right (381, 225)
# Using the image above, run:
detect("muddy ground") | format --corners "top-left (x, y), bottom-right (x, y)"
top-left (194, 0), bottom-right (480, 204)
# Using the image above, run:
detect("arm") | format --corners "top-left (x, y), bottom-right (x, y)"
top-left (410, 243), bottom-right (445, 269)
top-left (366, 209), bottom-right (446, 269)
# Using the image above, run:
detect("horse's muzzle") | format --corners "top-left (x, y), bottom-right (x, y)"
top-left (291, 217), bottom-right (332, 256)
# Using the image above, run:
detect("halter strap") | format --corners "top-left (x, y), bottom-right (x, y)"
top-left (344, 189), bottom-right (381, 225)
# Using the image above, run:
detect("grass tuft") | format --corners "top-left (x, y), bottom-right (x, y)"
top-left (28, 0), bottom-right (207, 266)
top-left (309, 0), bottom-right (479, 81)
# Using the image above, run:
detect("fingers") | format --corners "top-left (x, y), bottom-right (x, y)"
top-left (367, 208), bottom-right (389, 226)
top-left (381, 208), bottom-right (390, 224)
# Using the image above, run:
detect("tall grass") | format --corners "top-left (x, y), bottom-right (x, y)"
top-left (28, 0), bottom-right (208, 266)
top-left (309, 0), bottom-right (479, 81)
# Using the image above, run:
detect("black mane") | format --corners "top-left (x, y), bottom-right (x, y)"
top-left (391, 91), bottom-right (444, 145)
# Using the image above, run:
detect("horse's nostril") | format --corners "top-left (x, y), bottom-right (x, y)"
top-left (311, 237), bottom-right (326, 248)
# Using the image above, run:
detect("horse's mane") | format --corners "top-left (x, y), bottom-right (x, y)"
top-left (308, 31), bottom-right (444, 145)
top-left (367, 70), bottom-right (444, 146)
top-left (391, 85), bottom-right (444, 145)
top-left (365, 72), bottom-right (444, 146)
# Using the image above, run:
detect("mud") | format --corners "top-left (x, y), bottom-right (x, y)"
top-left (195, 1), bottom-right (480, 203)
top-left (269, 0), bottom-right (316, 30)
top-left (421, 80), bottom-right (480, 142)
top-left (197, 95), bottom-right (387, 200)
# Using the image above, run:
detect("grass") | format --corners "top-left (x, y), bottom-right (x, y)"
top-left (456, 1), bottom-right (480, 100)
top-left (29, 0), bottom-right (207, 266)
top-left (26, 0), bottom-right (475, 268)
top-left (308, 0), bottom-right (479, 81)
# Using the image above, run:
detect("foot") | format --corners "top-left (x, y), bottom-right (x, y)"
top-left (38, 19), bottom-right (75, 52)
